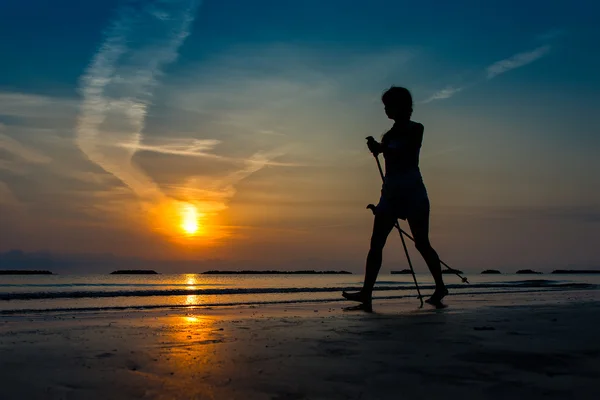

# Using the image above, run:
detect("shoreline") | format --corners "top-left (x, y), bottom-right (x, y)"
top-left (2, 286), bottom-right (598, 316)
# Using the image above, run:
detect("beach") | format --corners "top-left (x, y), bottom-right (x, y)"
top-left (1, 289), bottom-right (599, 400)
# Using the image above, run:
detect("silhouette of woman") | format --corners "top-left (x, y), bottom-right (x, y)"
top-left (343, 86), bottom-right (447, 310)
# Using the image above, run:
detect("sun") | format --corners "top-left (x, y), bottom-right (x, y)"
top-left (181, 204), bottom-right (200, 236)
top-left (149, 200), bottom-right (216, 242)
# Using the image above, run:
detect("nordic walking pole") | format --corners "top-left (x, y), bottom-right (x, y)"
top-left (365, 136), bottom-right (469, 285)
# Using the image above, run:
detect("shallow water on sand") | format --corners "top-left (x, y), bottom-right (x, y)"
top-left (1, 273), bottom-right (599, 313)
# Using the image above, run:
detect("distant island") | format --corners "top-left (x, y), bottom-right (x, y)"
top-left (0, 270), bottom-right (53, 275)
top-left (442, 269), bottom-right (464, 275)
top-left (202, 270), bottom-right (352, 275)
top-left (481, 269), bottom-right (501, 274)
top-left (516, 269), bottom-right (543, 274)
top-left (551, 270), bottom-right (600, 274)
top-left (110, 270), bottom-right (158, 275)
top-left (392, 269), bottom-right (464, 275)
top-left (391, 269), bottom-right (413, 274)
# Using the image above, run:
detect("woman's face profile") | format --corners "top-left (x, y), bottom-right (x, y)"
top-left (384, 104), bottom-right (396, 120)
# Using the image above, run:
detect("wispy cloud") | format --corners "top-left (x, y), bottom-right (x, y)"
top-left (486, 45), bottom-right (551, 79)
top-left (118, 138), bottom-right (301, 168)
top-left (0, 92), bottom-right (76, 119)
top-left (117, 138), bottom-right (221, 158)
top-left (424, 44), bottom-right (552, 103)
top-left (0, 126), bottom-right (52, 164)
top-left (178, 150), bottom-right (290, 213)
top-left (76, 0), bottom-right (201, 203)
top-left (422, 86), bottom-right (464, 103)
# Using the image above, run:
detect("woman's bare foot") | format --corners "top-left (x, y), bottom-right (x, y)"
top-left (342, 291), bottom-right (371, 303)
top-left (425, 287), bottom-right (448, 307)
top-left (342, 291), bottom-right (373, 312)
top-left (342, 290), bottom-right (366, 302)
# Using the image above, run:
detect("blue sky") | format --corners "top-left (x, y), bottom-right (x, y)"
top-left (0, 0), bottom-right (599, 272)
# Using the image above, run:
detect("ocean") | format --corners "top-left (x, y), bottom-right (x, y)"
top-left (1, 273), bottom-right (599, 314)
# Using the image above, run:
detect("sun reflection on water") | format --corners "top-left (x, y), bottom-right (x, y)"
top-left (186, 295), bottom-right (200, 306)
top-left (184, 274), bottom-right (201, 306)
top-left (183, 315), bottom-right (200, 323)
top-left (185, 274), bottom-right (197, 288)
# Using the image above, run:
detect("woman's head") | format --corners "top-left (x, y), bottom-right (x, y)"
top-left (381, 86), bottom-right (413, 121)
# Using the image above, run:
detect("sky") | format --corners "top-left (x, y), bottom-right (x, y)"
top-left (0, 0), bottom-right (599, 273)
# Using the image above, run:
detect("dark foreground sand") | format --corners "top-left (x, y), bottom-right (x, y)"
top-left (1, 294), bottom-right (599, 400)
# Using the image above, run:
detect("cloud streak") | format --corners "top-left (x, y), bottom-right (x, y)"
top-left (118, 138), bottom-right (221, 158)
top-left (422, 86), bottom-right (464, 103)
top-left (0, 126), bottom-right (52, 164)
top-left (486, 45), bottom-right (551, 80)
top-left (118, 138), bottom-right (301, 168)
top-left (179, 150), bottom-right (290, 213)
top-left (424, 44), bottom-right (552, 103)
top-left (0, 92), bottom-right (76, 119)
top-left (76, 0), bottom-right (200, 203)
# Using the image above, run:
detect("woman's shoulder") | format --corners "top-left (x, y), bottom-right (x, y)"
top-left (385, 120), bottom-right (424, 141)
top-left (409, 120), bottom-right (424, 131)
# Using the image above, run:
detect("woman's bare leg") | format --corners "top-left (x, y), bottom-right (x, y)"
top-left (343, 212), bottom-right (396, 305)
top-left (361, 212), bottom-right (397, 297)
top-left (407, 209), bottom-right (448, 302)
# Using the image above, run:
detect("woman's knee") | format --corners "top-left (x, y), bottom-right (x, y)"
top-left (414, 239), bottom-right (432, 254)
top-left (370, 214), bottom-right (395, 251)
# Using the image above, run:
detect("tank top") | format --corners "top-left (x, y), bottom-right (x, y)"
top-left (381, 120), bottom-right (423, 179)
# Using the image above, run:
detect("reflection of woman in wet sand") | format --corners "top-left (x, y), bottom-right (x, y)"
top-left (343, 86), bottom-right (447, 310)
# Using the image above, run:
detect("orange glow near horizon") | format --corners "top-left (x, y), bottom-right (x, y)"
top-left (146, 199), bottom-right (232, 249)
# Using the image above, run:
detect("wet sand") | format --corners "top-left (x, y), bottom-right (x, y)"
top-left (1, 296), bottom-right (599, 399)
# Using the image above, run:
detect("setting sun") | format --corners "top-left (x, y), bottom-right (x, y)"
top-left (149, 199), bottom-right (222, 243)
top-left (181, 204), bottom-right (200, 235)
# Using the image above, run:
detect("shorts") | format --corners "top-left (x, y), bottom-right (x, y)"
top-left (375, 176), bottom-right (430, 220)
